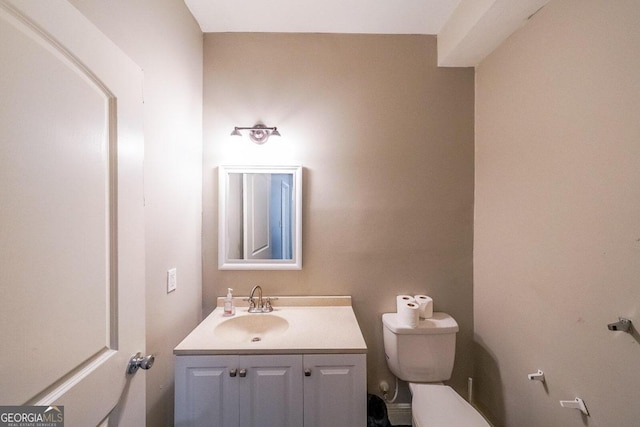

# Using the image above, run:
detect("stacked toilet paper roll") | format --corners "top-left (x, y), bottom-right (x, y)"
top-left (396, 294), bottom-right (434, 327)
top-left (414, 295), bottom-right (433, 319)
top-left (396, 295), bottom-right (419, 328)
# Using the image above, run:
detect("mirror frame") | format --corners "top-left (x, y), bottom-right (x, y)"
top-left (218, 165), bottom-right (302, 270)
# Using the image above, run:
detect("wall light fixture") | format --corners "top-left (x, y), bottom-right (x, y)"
top-left (230, 124), bottom-right (281, 145)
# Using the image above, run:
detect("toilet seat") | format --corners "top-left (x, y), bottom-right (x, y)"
top-left (409, 383), bottom-right (490, 427)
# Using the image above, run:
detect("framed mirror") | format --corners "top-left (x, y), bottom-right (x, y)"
top-left (218, 165), bottom-right (302, 270)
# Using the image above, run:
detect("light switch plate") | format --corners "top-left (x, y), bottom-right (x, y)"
top-left (167, 268), bottom-right (177, 293)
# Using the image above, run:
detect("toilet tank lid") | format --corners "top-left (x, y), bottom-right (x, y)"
top-left (382, 312), bottom-right (459, 335)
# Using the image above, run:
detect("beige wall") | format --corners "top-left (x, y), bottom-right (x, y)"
top-left (474, 0), bottom-right (640, 425)
top-left (202, 33), bottom-right (475, 396)
top-left (69, 1), bottom-right (203, 425)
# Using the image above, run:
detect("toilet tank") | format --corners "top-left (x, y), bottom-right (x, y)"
top-left (382, 312), bottom-right (459, 382)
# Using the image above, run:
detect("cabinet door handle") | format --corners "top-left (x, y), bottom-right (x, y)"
top-left (229, 369), bottom-right (237, 377)
top-left (304, 369), bottom-right (312, 377)
top-left (239, 368), bottom-right (247, 377)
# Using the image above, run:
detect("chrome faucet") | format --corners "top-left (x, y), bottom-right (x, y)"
top-left (247, 285), bottom-right (276, 313)
top-left (248, 285), bottom-right (263, 312)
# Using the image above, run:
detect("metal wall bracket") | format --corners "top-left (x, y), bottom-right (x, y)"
top-left (607, 317), bottom-right (632, 333)
top-left (560, 398), bottom-right (589, 416)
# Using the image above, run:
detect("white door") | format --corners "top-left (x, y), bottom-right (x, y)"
top-left (239, 355), bottom-right (303, 427)
top-left (243, 173), bottom-right (271, 259)
top-left (303, 354), bottom-right (367, 427)
top-left (174, 356), bottom-right (240, 427)
top-left (0, 1), bottom-right (145, 425)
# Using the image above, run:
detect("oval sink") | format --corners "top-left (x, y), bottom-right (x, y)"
top-left (214, 314), bottom-right (289, 343)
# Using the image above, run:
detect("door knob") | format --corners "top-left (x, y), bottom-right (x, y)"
top-left (127, 352), bottom-right (155, 375)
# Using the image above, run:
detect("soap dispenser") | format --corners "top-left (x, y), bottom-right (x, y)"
top-left (223, 288), bottom-right (235, 316)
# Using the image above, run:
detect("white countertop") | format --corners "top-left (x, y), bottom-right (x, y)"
top-left (174, 296), bottom-right (368, 355)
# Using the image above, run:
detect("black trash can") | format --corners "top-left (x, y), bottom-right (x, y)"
top-left (367, 394), bottom-right (392, 427)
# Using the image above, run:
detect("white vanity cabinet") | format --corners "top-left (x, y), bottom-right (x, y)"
top-left (303, 353), bottom-right (366, 427)
top-left (175, 353), bottom-right (366, 427)
top-left (174, 297), bottom-right (368, 427)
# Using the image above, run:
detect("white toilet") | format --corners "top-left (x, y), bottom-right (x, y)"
top-left (382, 312), bottom-right (490, 426)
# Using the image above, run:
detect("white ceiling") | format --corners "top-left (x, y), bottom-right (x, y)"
top-left (184, 0), bottom-right (461, 35)
top-left (184, 0), bottom-right (551, 67)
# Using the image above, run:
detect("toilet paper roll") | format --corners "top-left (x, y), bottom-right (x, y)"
top-left (414, 295), bottom-right (433, 319)
top-left (397, 301), bottom-right (420, 328)
top-left (396, 295), bottom-right (415, 313)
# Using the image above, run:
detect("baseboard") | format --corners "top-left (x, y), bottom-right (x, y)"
top-left (386, 402), bottom-right (412, 426)
top-left (386, 398), bottom-right (493, 427)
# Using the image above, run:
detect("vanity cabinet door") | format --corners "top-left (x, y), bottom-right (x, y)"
top-left (239, 355), bottom-right (304, 427)
top-left (303, 354), bottom-right (367, 427)
top-left (175, 355), bottom-right (239, 427)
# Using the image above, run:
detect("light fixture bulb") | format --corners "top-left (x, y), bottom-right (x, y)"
top-left (230, 123), bottom-right (281, 144)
